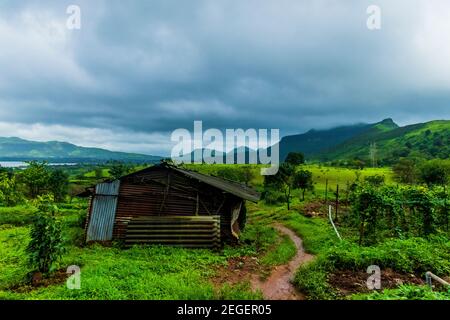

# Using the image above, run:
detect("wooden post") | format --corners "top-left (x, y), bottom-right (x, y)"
top-left (335, 184), bottom-right (339, 222)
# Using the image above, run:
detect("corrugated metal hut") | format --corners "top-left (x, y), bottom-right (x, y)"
top-left (81, 163), bottom-right (260, 248)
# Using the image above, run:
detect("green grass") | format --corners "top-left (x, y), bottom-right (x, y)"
top-left (261, 234), bottom-right (296, 266)
top-left (0, 205), bottom-right (36, 226)
top-left (327, 237), bottom-right (450, 276)
top-left (294, 258), bottom-right (336, 300)
top-left (352, 285), bottom-right (450, 300)
top-left (83, 169), bottom-right (110, 178)
top-left (283, 212), bottom-right (337, 255)
top-left (293, 237), bottom-right (450, 300)
top-left (0, 202), bottom-right (270, 300)
top-left (2, 245), bottom-right (225, 300)
top-left (1, 163), bottom-right (448, 300)
top-left (0, 226), bottom-right (30, 290)
top-left (303, 165), bottom-right (394, 194)
top-left (0, 234), bottom-right (263, 300)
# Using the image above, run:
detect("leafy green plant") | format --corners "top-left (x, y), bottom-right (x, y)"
top-left (19, 161), bottom-right (50, 198)
top-left (48, 169), bottom-right (69, 202)
top-left (294, 169), bottom-right (314, 201)
top-left (26, 195), bottom-right (65, 274)
top-left (0, 173), bottom-right (24, 207)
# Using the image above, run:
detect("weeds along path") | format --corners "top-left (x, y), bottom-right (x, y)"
top-left (251, 224), bottom-right (314, 300)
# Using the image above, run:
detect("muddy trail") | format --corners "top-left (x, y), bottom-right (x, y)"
top-left (251, 224), bottom-right (314, 300)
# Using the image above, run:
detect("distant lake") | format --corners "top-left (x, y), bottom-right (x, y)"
top-left (0, 161), bottom-right (77, 168)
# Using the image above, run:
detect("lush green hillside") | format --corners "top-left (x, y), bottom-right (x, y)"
top-left (279, 118), bottom-right (448, 164)
top-left (319, 120), bottom-right (449, 164)
top-left (278, 122), bottom-right (382, 161)
top-left (0, 137), bottom-right (161, 163)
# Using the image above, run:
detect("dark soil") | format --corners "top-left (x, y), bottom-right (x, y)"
top-left (11, 269), bottom-right (69, 293)
top-left (210, 256), bottom-right (267, 287)
top-left (329, 268), bottom-right (425, 296)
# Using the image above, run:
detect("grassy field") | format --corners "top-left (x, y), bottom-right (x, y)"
top-left (0, 199), bottom-right (298, 300)
top-left (1, 164), bottom-right (448, 300)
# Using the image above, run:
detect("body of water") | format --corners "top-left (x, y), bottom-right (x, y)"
top-left (0, 161), bottom-right (77, 168)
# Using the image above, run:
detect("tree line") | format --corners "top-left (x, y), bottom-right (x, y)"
top-left (0, 161), bottom-right (69, 206)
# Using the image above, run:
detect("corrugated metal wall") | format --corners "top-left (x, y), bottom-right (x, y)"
top-left (86, 180), bottom-right (121, 242)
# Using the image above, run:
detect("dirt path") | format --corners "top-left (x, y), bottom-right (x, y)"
top-left (251, 224), bottom-right (314, 300)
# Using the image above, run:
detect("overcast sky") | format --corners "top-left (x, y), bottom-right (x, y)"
top-left (0, 0), bottom-right (449, 156)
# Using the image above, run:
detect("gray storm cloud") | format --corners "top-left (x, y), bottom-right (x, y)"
top-left (0, 0), bottom-right (449, 155)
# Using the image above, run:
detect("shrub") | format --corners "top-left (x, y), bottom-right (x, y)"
top-left (0, 173), bottom-right (24, 207)
top-left (26, 195), bottom-right (65, 274)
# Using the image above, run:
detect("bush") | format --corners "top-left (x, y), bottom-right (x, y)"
top-left (0, 173), bottom-right (24, 207)
top-left (418, 159), bottom-right (450, 186)
top-left (26, 195), bottom-right (65, 274)
top-left (326, 238), bottom-right (450, 275)
top-left (262, 189), bottom-right (285, 205)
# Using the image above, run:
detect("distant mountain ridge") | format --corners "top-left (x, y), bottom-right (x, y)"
top-left (0, 137), bottom-right (162, 163)
top-left (179, 118), bottom-right (448, 165)
top-left (2, 118), bottom-right (448, 165)
top-left (278, 118), bottom-right (399, 160)
top-left (280, 118), bottom-right (449, 164)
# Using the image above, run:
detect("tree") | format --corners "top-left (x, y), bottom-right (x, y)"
top-left (294, 169), bottom-right (314, 201)
top-left (404, 186), bottom-right (436, 236)
top-left (285, 152), bottom-right (305, 166)
top-left (392, 158), bottom-right (416, 184)
top-left (264, 163), bottom-right (296, 210)
top-left (241, 166), bottom-right (255, 187)
top-left (20, 161), bottom-right (50, 198)
top-left (418, 159), bottom-right (450, 186)
top-left (27, 195), bottom-right (64, 274)
top-left (108, 161), bottom-right (130, 180)
top-left (350, 184), bottom-right (383, 245)
top-left (216, 166), bottom-right (255, 186)
top-left (351, 159), bottom-right (366, 170)
top-left (216, 167), bottom-right (243, 182)
top-left (364, 174), bottom-right (385, 187)
top-left (0, 173), bottom-right (24, 206)
top-left (68, 184), bottom-right (86, 203)
top-left (48, 169), bottom-right (69, 202)
top-left (94, 167), bottom-right (103, 180)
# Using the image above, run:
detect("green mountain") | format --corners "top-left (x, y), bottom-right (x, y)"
top-left (319, 120), bottom-right (449, 164)
top-left (0, 137), bottom-right (162, 163)
top-left (280, 119), bottom-right (449, 164)
top-left (279, 118), bottom-right (399, 160)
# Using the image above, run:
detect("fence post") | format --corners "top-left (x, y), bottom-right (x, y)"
top-left (335, 184), bottom-right (339, 222)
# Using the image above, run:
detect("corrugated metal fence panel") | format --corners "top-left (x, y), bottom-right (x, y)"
top-left (124, 215), bottom-right (221, 249)
top-left (86, 180), bottom-right (121, 242)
